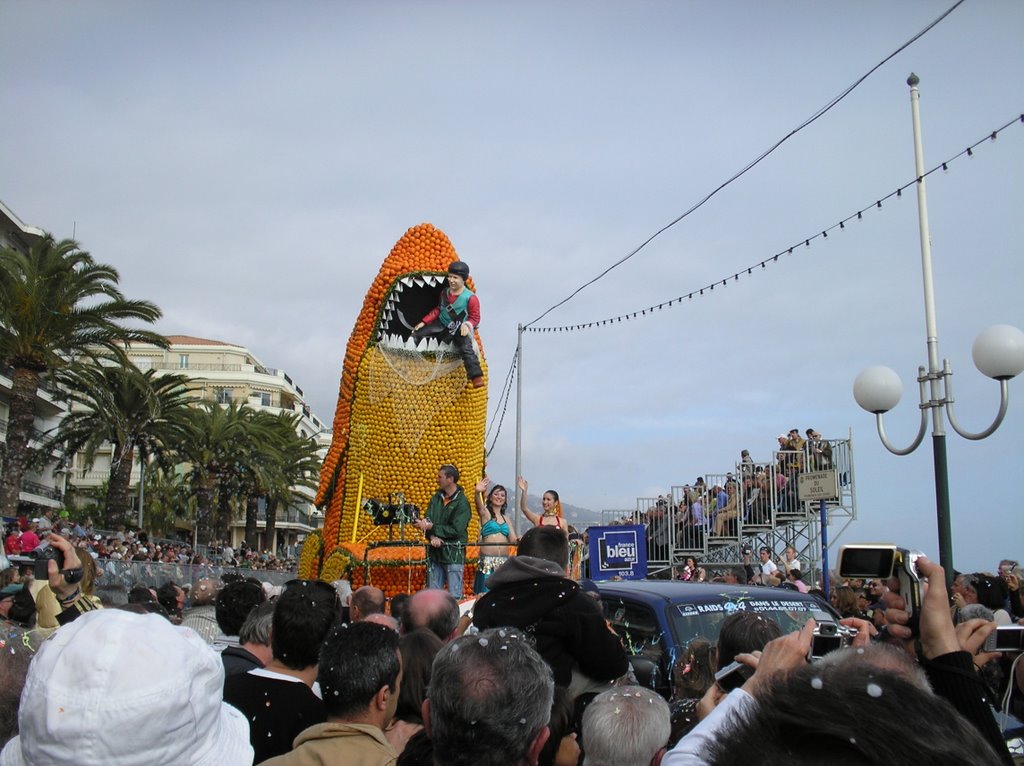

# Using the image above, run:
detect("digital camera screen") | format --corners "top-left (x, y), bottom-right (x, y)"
top-left (838, 547), bottom-right (896, 578)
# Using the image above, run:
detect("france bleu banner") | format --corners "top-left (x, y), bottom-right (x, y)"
top-left (587, 524), bottom-right (647, 581)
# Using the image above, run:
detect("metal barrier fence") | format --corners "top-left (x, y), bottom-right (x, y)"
top-left (94, 561), bottom-right (296, 590)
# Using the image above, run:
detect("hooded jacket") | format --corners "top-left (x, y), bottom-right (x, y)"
top-left (472, 555), bottom-right (628, 686)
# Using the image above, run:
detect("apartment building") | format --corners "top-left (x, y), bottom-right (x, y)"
top-left (69, 336), bottom-right (332, 554)
top-left (0, 200), bottom-right (69, 514)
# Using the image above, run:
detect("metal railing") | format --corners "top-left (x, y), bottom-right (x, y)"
top-left (20, 480), bottom-right (63, 500)
top-left (617, 438), bottom-right (855, 583)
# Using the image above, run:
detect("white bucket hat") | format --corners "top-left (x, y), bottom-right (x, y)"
top-left (0, 609), bottom-right (253, 766)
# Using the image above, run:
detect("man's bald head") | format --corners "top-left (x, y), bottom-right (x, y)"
top-left (401, 589), bottom-right (460, 641)
top-left (351, 586), bottom-right (386, 621)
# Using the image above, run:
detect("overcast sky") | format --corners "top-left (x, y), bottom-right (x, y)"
top-left (3, 1), bottom-right (1021, 573)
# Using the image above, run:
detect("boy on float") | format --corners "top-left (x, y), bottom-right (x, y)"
top-left (413, 260), bottom-right (484, 388)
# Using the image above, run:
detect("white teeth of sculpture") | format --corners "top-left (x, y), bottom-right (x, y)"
top-left (426, 337), bottom-right (438, 352)
top-left (399, 277), bottom-right (413, 288)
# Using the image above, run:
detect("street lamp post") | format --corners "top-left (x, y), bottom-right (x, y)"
top-left (853, 74), bottom-right (1024, 580)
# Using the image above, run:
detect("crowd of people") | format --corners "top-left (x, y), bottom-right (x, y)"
top-left (3, 509), bottom-right (297, 573)
top-left (1, 455), bottom-right (1022, 766)
top-left (1, 514), bottom-right (1021, 765)
top-left (632, 427), bottom-right (837, 560)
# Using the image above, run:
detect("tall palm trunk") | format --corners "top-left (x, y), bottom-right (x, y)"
top-left (0, 367), bottom-right (41, 516)
top-left (195, 476), bottom-right (216, 548)
top-left (216, 483), bottom-right (233, 545)
top-left (244, 494), bottom-right (260, 551)
top-left (265, 497), bottom-right (279, 556)
top-left (106, 442), bottom-right (136, 525)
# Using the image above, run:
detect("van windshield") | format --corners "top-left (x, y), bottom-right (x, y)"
top-left (668, 594), bottom-right (831, 646)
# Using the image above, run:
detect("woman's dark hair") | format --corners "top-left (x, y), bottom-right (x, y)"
top-left (396, 628), bottom-right (444, 723)
top-left (486, 484), bottom-right (508, 516)
top-left (972, 573), bottom-right (1008, 611)
top-left (537, 687), bottom-right (576, 766)
top-left (127, 585), bottom-right (155, 604)
top-left (716, 612), bottom-right (782, 670)
top-left (7, 588), bottom-right (36, 628)
top-left (673, 639), bottom-right (716, 700)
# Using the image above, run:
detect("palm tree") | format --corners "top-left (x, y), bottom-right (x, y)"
top-left (51, 364), bottom-right (192, 524)
top-left (247, 412), bottom-right (321, 553)
top-left (174, 401), bottom-right (255, 547)
top-left (0, 236), bottom-right (165, 516)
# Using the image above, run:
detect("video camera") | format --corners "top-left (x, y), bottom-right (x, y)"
top-left (838, 544), bottom-right (925, 631)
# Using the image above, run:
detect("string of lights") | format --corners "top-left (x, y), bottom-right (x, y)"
top-left (524, 113), bottom-right (1021, 335)
top-left (521, 0), bottom-right (966, 330)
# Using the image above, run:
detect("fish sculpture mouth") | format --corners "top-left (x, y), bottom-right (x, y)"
top-left (375, 271), bottom-right (457, 354)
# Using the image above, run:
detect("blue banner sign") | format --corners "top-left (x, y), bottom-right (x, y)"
top-left (588, 525), bottom-right (647, 580)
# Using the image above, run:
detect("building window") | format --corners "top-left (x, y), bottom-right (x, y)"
top-left (260, 392), bottom-right (271, 407)
top-left (214, 388), bottom-right (232, 404)
top-left (178, 354), bottom-right (189, 369)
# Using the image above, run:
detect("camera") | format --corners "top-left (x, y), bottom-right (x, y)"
top-left (714, 660), bottom-right (752, 693)
top-left (983, 625), bottom-right (1024, 653)
top-left (33, 545), bottom-right (65, 581)
top-left (838, 544), bottom-right (925, 630)
top-left (808, 610), bottom-right (857, 660)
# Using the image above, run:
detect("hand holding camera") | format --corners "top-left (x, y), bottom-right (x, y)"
top-left (40, 533), bottom-right (84, 601)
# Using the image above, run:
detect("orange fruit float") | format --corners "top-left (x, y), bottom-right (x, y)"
top-left (300, 223), bottom-right (488, 596)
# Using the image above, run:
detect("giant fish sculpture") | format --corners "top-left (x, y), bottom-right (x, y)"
top-left (302, 223), bottom-right (487, 578)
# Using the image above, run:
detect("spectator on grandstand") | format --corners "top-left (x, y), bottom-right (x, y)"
top-left (351, 585), bottom-right (387, 621)
top-left (385, 628), bottom-right (444, 756)
top-left (582, 686), bottom-right (670, 766)
top-left (473, 526), bottom-right (629, 692)
top-left (739, 449), bottom-right (754, 478)
top-left (181, 577), bottom-right (219, 643)
top-left (711, 482), bottom-right (738, 538)
top-left (0, 610), bottom-right (253, 766)
top-left (805, 428), bottom-right (832, 470)
top-left (425, 627), bottom-right (554, 766)
top-left (223, 579), bottom-right (337, 763)
top-left (261, 621), bottom-right (401, 766)
top-left (401, 588), bottom-right (460, 642)
top-left (675, 489), bottom-right (705, 549)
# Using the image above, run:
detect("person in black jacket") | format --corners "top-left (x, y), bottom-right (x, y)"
top-left (472, 526), bottom-right (628, 689)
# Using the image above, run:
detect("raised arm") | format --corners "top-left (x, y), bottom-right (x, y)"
top-left (517, 476), bottom-right (541, 526)
top-left (474, 478), bottom-right (490, 524)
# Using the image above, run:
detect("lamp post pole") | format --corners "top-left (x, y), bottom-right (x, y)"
top-left (908, 72), bottom-right (955, 577)
top-left (853, 75), bottom-right (1024, 585)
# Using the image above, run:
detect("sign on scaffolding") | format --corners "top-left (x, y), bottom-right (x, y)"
top-left (798, 470), bottom-right (839, 502)
top-left (588, 524), bottom-right (647, 581)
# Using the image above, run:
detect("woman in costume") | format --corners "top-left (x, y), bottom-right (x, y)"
top-left (516, 477), bottom-right (567, 534)
top-left (473, 478), bottom-right (517, 593)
